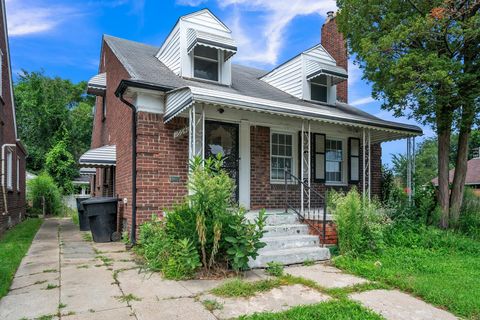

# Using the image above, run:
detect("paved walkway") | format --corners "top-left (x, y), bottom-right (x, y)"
top-left (0, 218), bottom-right (458, 320)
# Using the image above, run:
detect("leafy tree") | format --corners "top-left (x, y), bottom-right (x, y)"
top-left (45, 139), bottom-right (77, 194)
top-left (14, 70), bottom-right (94, 172)
top-left (337, 0), bottom-right (480, 228)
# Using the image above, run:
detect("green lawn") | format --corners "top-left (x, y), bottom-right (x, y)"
top-left (237, 300), bottom-right (383, 320)
top-left (334, 226), bottom-right (480, 319)
top-left (0, 218), bottom-right (43, 298)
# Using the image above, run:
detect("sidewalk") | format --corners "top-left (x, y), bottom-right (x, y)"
top-left (0, 218), bottom-right (458, 320)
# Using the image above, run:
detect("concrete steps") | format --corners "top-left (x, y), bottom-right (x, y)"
top-left (248, 210), bottom-right (330, 268)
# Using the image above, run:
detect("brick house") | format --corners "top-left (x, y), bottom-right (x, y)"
top-left (81, 9), bottom-right (422, 265)
top-left (0, 0), bottom-right (27, 235)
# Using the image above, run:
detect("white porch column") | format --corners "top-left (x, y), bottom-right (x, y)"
top-left (188, 104), bottom-right (205, 162)
top-left (301, 120), bottom-right (311, 216)
top-left (362, 128), bottom-right (371, 203)
top-left (239, 121), bottom-right (251, 209)
top-left (407, 137), bottom-right (412, 203)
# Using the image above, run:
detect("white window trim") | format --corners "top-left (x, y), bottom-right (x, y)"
top-left (191, 46), bottom-right (221, 83)
top-left (270, 130), bottom-right (297, 184)
top-left (16, 156), bottom-right (20, 191)
top-left (6, 151), bottom-right (13, 190)
top-left (325, 137), bottom-right (348, 186)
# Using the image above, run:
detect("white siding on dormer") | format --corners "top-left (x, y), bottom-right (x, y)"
top-left (303, 45), bottom-right (336, 66)
top-left (261, 56), bottom-right (303, 99)
top-left (182, 10), bottom-right (230, 33)
top-left (157, 25), bottom-right (181, 75)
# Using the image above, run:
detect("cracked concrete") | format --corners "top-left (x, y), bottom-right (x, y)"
top-left (0, 218), bottom-right (460, 320)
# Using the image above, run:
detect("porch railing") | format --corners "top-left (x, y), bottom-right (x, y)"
top-left (284, 168), bottom-right (328, 246)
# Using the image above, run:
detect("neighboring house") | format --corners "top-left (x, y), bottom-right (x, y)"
top-left (0, 0), bottom-right (27, 235)
top-left (81, 9), bottom-right (422, 263)
top-left (432, 148), bottom-right (480, 196)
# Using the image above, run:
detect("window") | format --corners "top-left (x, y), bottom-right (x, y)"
top-left (102, 96), bottom-right (106, 120)
top-left (193, 46), bottom-right (219, 81)
top-left (310, 75), bottom-right (328, 103)
top-left (349, 138), bottom-right (360, 182)
top-left (326, 139), bottom-right (343, 183)
top-left (6, 151), bottom-right (12, 190)
top-left (16, 156), bottom-right (20, 191)
top-left (271, 132), bottom-right (293, 181)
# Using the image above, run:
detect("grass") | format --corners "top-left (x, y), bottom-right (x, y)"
top-left (115, 293), bottom-right (141, 303)
top-left (236, 299), bottom-right (383, 320)
top-left (82, 232), bottom-right (93, 242)
top-left (0, 218), bottom-right (43, 298)
top-left (45, 283), bottom-right (59, 290)
top-left (211, 278), bottom-right (284, 298)
top-left (333, 225), bottom-right (480, 319)
top-left (202, 299), bottom-right (224, 311)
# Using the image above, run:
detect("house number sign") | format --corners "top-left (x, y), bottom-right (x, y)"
top-left (173, 126), bottom-right (188, 139)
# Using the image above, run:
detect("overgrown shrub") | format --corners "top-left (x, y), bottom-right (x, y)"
top-left (265, 262), bottom-right (284, 276)
top-left (458, 188), bottom-right (480, 239)
top-left (138, 155), bottom-right (266, 277)
top-left (27, 172), bottom-right (62, 216)
top-left (330, 188), bottom-right (385, 256)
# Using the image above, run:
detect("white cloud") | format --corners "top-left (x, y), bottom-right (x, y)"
top-left (218, 0), bottom-right (336, 65)
top-left (176, 0), bottom-right (208, 6)
top-left (350, 96), bottom-right (375, 106)
top-left (5, 0), bottom-right (78, 36)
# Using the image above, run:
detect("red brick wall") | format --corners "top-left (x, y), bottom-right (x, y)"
top-left (321, 15), bottom-right (348, 103)
top-left (0, 3), bottom-right (27, 235)
top-left (135, 114), bottom-right (189, 227)
top-left (250, 125), bottom-right (382, 209)
top-left (90, 41), bottom-right (133, 230)
top-left (306, 220), bottom-right (338, 245)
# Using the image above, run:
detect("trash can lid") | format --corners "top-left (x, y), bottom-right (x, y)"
top-left (82, 197), bottom-right (118, 205)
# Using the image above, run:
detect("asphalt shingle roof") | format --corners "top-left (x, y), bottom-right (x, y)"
top-left (104, 34), bottom-right (422, 134)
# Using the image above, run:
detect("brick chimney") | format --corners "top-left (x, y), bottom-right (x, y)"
top-left (321, 11), bottom-right (348, 103)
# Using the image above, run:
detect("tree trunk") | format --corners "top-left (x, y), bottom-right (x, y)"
top-left (437, 121), bottom-right (451, 229)
top-left (449, 125), bottom-right (470, 227)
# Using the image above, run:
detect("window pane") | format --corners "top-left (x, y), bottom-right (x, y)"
top-left (285, 158), bottom-right (292, 170)
top-left (194, 46), bottom-right (218, 60)
top-left (272, 144), bottom-right (278, 156)
top-left (351, 157), bottom-right (359, 181)
top-left (194, 58), bottom-right (218, 81)
top-left (316, 135), bottom-right (324, 153)
top-left (279, 145), bottom-right (285, 156)
top-left (279, 134), bottom-right (285, 145)
top-left (286, 135), bottom-right (292, 145)
top-left (350, 139), bottom-right (359, 156)
top-left (315, 154), bottom-right (325, 180)
top-left (286, 145), bottom-right (292, 156)
top-left (311, 83), bottom-right (327, 102)
top-left (272, 133), bottom-right (278, 144)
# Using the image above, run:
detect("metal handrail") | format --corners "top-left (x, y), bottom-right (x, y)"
top-left (284, 168), bottom-right (328, 246)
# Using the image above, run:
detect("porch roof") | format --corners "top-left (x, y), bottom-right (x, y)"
top-left (79, 145), bottom-right (116, 168)
top-left (164, 86), bottom-right (422, 143)
top-left (87, 72), bottom-right (106, 96)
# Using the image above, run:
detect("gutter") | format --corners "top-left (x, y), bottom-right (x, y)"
top-left (1, 144), bottom-right (16, 214)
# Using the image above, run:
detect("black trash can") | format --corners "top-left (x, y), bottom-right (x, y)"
top-left (82, 197), bottom-right (118, 243)
top-left (76, 197), bottom-right (90, 231)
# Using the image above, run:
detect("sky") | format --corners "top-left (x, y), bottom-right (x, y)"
top-left (5, 0), bottom-right (434, 166)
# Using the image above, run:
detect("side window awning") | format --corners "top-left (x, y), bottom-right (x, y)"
top-left (306, 60), bottom-right (348, 85)
top-left (87, 73), bottom-right (107, 96)
top-left (79, 145), bottom-right (116, 168)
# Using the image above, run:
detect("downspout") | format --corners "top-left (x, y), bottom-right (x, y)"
top-left (1, 144), bottom-right (16, 214)
top-left (116, 93), bottom-right (137, 246)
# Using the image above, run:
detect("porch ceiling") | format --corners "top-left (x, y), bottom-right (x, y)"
top-left (164, 86), bottom-right (422, 143)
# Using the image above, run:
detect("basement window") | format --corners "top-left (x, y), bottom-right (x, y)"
top-left (193, 46), bottom-right (219, 82)
top-left (310, 75), bottom-right (328, 103)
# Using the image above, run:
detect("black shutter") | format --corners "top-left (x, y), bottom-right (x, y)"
top-left (348, 138), bottom-right (360, 183)
top-left (313, 133), bottom-right (326, 183)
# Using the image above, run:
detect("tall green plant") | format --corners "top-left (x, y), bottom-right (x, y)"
top-left (331, 188), bottom-right (385, 256)
top-left (45, 138), bottom-right (77, 194)
top-left (27, 172), bottom-right (62, 216)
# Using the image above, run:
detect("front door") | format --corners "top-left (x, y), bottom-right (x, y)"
top-left (205, 121), bottom-right (240, 201)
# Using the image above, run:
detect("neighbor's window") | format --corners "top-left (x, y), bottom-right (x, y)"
top-left (16, 156), bottom-right (20, 191)
top-left (102, 96), bottom-right (107, 120)
top-left (271, 132), bottom-right (293, 181)
top-left (193, 46), bottom-right (219, 81)
top-left (6, 151), bottom-right (12, 190)
top-left (310, 75), bottom-right (328, 103)
top-left (326, 139), bottom-right (343, 183)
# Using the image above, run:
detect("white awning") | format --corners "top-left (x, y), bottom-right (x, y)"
top-left (305, 60), bottom-right (348, 85)
top-left (87, 73), bottom-right (107, 96)
top-left (79, 167), bottom-right (96, 176)
top-left (164, 86), bottom-right (422, 143)
top-left (79, 145), bottom-right (116, 167)
top-left (186, 28), bottom-right (237, 61)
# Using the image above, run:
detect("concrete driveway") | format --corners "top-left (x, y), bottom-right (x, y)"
top-left (0, 218), bottom-right (458, 320)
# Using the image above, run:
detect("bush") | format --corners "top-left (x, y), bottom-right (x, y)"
top-left (45, 139), bottom-right (77, 195)
top-left (27, 172), bottom-right (62, 216)
top-left (458, 188), bottom-right (480, 239)
top-left (265, 262), bottom-right (284, 277)
top-left (330, 188), bottom-right (385, 256)
top-left (138, 155), bottom-right (266, 276)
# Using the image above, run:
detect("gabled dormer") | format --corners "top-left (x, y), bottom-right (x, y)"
top-left (156, 9), bottom-right (237, 85)
top-left (261, 44), bottom-right (348, 105)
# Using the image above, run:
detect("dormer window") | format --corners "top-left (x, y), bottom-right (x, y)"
top-left (193, 46), bottom-right (219, 82)
top-left (310, 75), bottom-right (328, 103)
